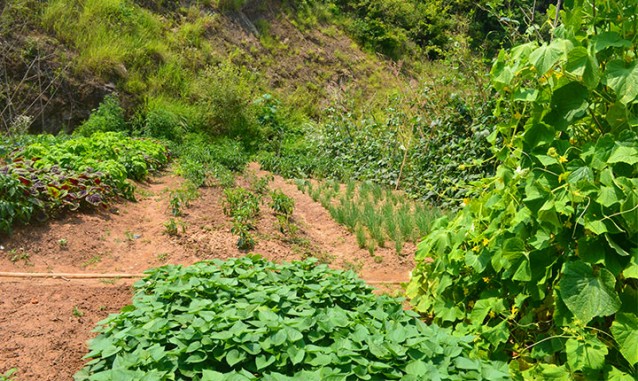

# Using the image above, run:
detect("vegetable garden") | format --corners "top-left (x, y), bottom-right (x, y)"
top-left (0, 0), bottom-right (637, 380)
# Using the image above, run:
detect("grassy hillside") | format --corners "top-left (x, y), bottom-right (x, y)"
top-left (0, 0), bottom-right (415, 134)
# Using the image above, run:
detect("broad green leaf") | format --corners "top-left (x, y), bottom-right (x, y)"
top-left (607, 145), bottom-right (638, 165)
top-left (605, 234), bottom-right (630, 256)
top-left (469, 298), bottom-right (505, 324)
top-left (529, 40), bottom-right (566, 76)
top-left (606, 102), bottom-right (630, 132)
top-left (565, 46), bottom-right (599, 89)
top-left (202, 370), bottom-right (226, 381)
top-left (565, 336), bottom-right (608, 371)
top-left (226, 349), bottom-right (245, 367)
top-left (621, 188), bottom-right (638, 232)
top-left (514, 88), bottom-right (539, 102)
top-left (524, 123), bottom-right (555, 149)
top-left (530, 337), bottom-right (564, 359)
top-left (591, 32), bottom-right (632, 52)
top-left (405, 360), bottom-right (428, 375)
top-left (606, 367), bottom-right (635, 381)
top-left (584, 218), bottom-right (608, 235)
top-left (541, 365), bottom-right (572, 380)
top-left (287, 346), bottom-right (305, 365)
top-left (256, 354), bottom-right (276, 370)
top-left (558, 261), bottom-right (621, 323)
top-left (623, 251), bottom-right (638, 279)
top-left (596, 186), bottom-right (621, 207)
top-left (544, 82), bottom-right (589, 129)
top-left (271, 330), bottom-right (287, 346)
top-left (482, 320), bottom-right (509, 347)
top-left (512, 258), bottom-right (532, 281)
top-left (611, 313), bottom-right (638, 365)
top-left (605, 60), bottom-right (638, 104)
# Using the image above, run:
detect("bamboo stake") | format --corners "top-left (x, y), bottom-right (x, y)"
top-left (0, 272), bottom-right (144, 279)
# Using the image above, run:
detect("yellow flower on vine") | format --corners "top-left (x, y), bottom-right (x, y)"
top-left (559, 155), bottom-right (568, 164)
top-left (482, 277), bottom-right (491, 283)
top-left (472, 245), bottom-right (480, 252)
top-left (482, 238), bottom-right (490, 246)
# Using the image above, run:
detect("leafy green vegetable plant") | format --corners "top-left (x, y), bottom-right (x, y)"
top-left (75, 256), bottom-right (510, 381)
top-left (409, 0), bottom-right (638, 378)
top-left (0, 132), bottom-right (168, 234)
top-left (270, 189), bottom-right (295, 233)
top-left (223, 187), bottom-right (262, 250)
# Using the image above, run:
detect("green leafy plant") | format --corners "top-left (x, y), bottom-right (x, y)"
top-left (75, 256), bottom-right (510, 381)
top-left (251, 174), bottom-right (273, 196)
top-left (163, 218), bottom-right (185, 237)
top-left (0, 368), bottom-right (18, 381)
top-left (74, 95), bottom-right (127, 137)
top-left (0, 132), bottom-right (168, 234)
top-left (174, 134), bottom-right (245, 188)
top-left (270, 189), bottom-right (295, 234)
top-left (307, 178), bottom-right (444, 255)
top-left (223, 187), bottom-right (262, 250)
top-left (409, 0), bottom-right (638, 378)
top-left (169, 182), bottom-right (199, 217)
top-left (72, 306), bottom-right (84, 318)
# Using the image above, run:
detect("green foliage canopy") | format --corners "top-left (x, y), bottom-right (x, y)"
top-left (408, 0), bottom-right (638, 378)
top-left (76, 256), bottom-right (510, 380)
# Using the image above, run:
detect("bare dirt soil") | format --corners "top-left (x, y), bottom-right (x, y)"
top-left (0, 165), bottom-right (414, 380)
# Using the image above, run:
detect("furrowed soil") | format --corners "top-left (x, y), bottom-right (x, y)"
top-left (0, 165), bottom-right (414, 380)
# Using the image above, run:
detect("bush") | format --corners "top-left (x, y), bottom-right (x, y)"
top-left (408, 0), bottom-right (638, 378)
top-left (74, 95), bottom-right (127, 136)
top-left (75, 256), bottom-right (509, 380)
top-left (142, 108), bottom-right (187, 142)
top-left (192, 62), bottom-right (261, 150)
top-left (174, 134), bottom-right (247, 188)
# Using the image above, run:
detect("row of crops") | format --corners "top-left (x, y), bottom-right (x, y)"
top-left (0, 132), bottom-right (168, 234)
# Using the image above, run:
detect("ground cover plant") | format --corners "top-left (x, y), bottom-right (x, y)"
top-left (296, 179), bottom-right (443, 255)
top-left (75, 256), bottom-right (510, 381)
top-left (173, 134), bottom-right (247, 189)
top-left (0, 132), bottom-right (168, 234)
top-left (408, 0), bottom-right (638, 378)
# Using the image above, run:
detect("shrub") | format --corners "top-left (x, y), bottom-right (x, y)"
top-left (74, 95), bottom-right (127, 136)
top-left (408, 1), bottom-right (638, 378)
top-left (75, 256), bottom-right (510, 380)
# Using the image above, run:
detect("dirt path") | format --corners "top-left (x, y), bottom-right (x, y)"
top-left (0, 165), bottom-right (415, 380)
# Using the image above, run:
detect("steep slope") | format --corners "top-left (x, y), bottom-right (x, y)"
top-left (0, 0), bottom-right (407, 134)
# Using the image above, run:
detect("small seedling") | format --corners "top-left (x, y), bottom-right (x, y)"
top-left (58, 238), bottom-right (68, 249)
top-left (72, 306), bottom-right (84, 318)
top-left (82, 255), bottom-right (102, 268)
top-left (157, 252), bottom-right (170, 262)
top-left (8, 249), bottom-right (30, 264)
top-left (164, 219), bottom-right (185, 237)
top-left (0, 368), bottom-right (18, 381)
